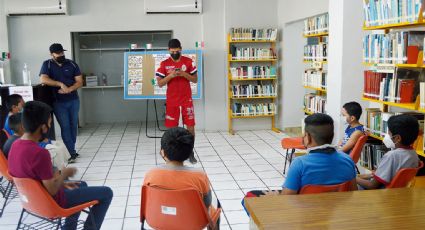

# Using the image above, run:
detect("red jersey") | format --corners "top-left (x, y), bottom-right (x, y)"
top-left (156, 56), bottom-right (197, 106)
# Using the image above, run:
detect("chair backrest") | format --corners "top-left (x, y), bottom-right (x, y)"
top-left (299, 180), bottom-right (353, 194)
top-left (140, 185), bottom-right (213, 230)
top-left (349, 135), bottom-right (368, 164)
top-left (12, 177), bottom-right (63, 219)
top-left (0, 149), bottom-right (12, 181)
top-left (386, 161), bottom-right (424, 189)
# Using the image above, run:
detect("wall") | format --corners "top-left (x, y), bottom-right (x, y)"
top-left (0, 0), bottom-right (11, 83)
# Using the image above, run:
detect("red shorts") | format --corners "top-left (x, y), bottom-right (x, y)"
top-left (165, 101), bottom-right (196, 128)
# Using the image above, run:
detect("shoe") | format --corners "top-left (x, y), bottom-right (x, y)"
top-left (75, 153), bottom-right (80, 158)
top-left (189, 151), bottom-right (198, 164)
top-left (68, 156), bottom-right (77, 164)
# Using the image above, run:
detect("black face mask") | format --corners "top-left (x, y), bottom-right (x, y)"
top-left (55, 56), bottom-right (66, 64)
top-left (170, 52), bottom-right (181, 60)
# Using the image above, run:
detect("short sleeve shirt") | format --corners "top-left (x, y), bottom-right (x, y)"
top-left (373, 148), bottom-right (419, 185)
top-left (3, 115), bottom-right (14, 136)
top-left (284, 150), bottom-right (357, 192)
top-left (156, 56), bottom-right (197, 106)
top-left (39, 59), bottom-right (81, 102)
top-left (8, 139), bottom-right (66, 207)
top-left (341, 125), bottom-right (365, 150)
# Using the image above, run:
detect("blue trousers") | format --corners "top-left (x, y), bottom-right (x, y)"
top-left (54, 99), bottom-right (79, 156)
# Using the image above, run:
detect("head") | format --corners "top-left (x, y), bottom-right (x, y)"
top-left (6, 94), bottom-right (24, 114)
top-left (22, 101), bottom-right (52, 138)
top-left (9, 113), bottom-right (24, 136)
top-left (303, 113), bottom-right (334, 148)
top-left (160, 127), bottom-right (194, 163)
top-left (168, 39), bottom-right (182, 61)
top-left (386, 114), bottom-right (419, 148)
top-left (342, 102), bottom-right (362, 125)
top-left (49, 43), bottom-right (67, 64)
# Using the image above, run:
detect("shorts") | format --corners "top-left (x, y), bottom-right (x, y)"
top-left (165, 101), bottom-right (196, 128)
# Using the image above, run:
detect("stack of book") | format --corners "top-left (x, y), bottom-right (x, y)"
top-left (230, 28), bottom-right (278, 41)
top-left (363, 31), bottom-right (425, 64)
top-left (362, 0), bottom-right (423, 27)
top-left (303, 70), bottom-right (327, 90)
top-left (230, 46), bottom-right (276, 60)
top-left (230, 66), bottom-right (276, 79)
top-left (361, 142), bottom-right (388, 171)
top-left (232, 103), bottom-right (276, 116)
top-left (304, 43), bottom-right (327, 61)
top-left (363, 69), bottom-right (420, 103)
top-left (304, 14), bottom-right (329, 35)
top-left (232, 83), bottom-right (276, 97)
top-left (304, 94), bottom-right (326, 113)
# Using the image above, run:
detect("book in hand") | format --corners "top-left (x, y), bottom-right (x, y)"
top-left (304, 13), bottom-right (329, 35)
top-left (230, 28), bottom-right (278, 41)
top-left (363, 0), bottom-right (423, 27)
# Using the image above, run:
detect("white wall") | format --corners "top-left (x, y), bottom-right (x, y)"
top-left (279, 0), bottom-right (329, 24)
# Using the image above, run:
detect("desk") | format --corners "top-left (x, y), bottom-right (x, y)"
top-left (245, 188), bottom-right (425, 230)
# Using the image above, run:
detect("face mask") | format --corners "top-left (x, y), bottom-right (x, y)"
top-left (170, 52), bottom-right (181, 60)
top-left (55, 55), bottom-right (66, 64)
top-left (383, 134), bottom-right (396, 149)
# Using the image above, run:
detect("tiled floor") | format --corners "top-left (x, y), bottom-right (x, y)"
top-left (0, 122), bottom-right (290, 230)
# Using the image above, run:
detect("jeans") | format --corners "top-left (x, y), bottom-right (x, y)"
top-left (54, 99), bottom-right (79, 156)
top-left (63, 181), bottom-right (113, 230)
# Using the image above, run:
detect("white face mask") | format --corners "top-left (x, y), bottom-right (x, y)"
top-left (383, 134), bottom-right (396, 149)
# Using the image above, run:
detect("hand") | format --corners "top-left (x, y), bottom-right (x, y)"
top-left (64, 181), bottom-right (81, 190)
top-left (176, 70), bottom-right (188, 78)
top-left (58, 82), bottom-right (71, 94)
top-left (168, 70), bottom-right (177, 79)
top-left (62, 167), bottom-right (77, 178)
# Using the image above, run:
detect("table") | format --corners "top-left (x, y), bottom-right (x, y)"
top-left (245, 188), bottom-right (425, 230)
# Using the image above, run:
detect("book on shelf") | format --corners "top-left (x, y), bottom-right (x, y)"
top-left (232, 103), bottom-right (276, 116)
top-left (230, 66), bottom-right (276, 79)
top-left (362, 0), bottom-right (423, 27)
top-left (304, 14), bottom-right (329, 35)
top-left (421, 82), bottom-right (425, 109)
top-left (361, 141), bottom-right (389, 171)
top-left (232, 83), bottom-right (276, 97)
top-left (363, 68), bottom-right (421, 103)
top-left (230, 46), bottom-right (276, 60)
top-left (304, 43), bottom-right (327, 61)
top-left (304, 94), bottom-right (326, 113)
top-left (303, 69), bottom-right (327, 90)
top-left (363, 31), bottom-right (425, 65)
top-left (230, 28), bottom-right (278, 41)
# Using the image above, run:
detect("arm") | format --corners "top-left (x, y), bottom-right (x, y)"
top-left (178, 71), bottom-right (198, 83)
top-left (157, 70), bottom-right (177, 88)
top-left (40, 74), bottom-right (66, 89)
top-left (42, 167), bottom-right (77, 196)
top-left (341, 130), bottom-right (363, 153)
top-left (68, 75), bottom-right (83, 92)
top-left (356, 176), bottom-right (381, 190)
top-left (349, 178), bottom-right (358, 191)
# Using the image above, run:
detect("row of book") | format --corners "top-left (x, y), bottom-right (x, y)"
top-left (230, 66), bottom-right (277, 79)
top-left (303, 70), bottom-right (327, 90)
top-left (232, 103), bottom-right (276, 116)
top-left (230, 28), bottom-right (278, 41)
top-left (363, 31), bottom-right (425, 65)
top-left (232, 84), bottom-right (276, 97)
top-left (304, 94), bottom-right (326, 113)
top-left (304, 43), bottom-right (327, 61)
top-left (362, 0), bottom-right (423, 27)
top-left (363, 69), bottom-right (419, 103)
top-left (304, 14), bottom-right (329, 35)
top-left (360, 142), bottom-right (388, 171)
top-left (420, 82), bottom-right (425, 109)
top-left (230, 46), bottom-right (276, 60)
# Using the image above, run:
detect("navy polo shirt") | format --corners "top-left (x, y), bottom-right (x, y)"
top-left (39, 59), bottom-right (81, 102)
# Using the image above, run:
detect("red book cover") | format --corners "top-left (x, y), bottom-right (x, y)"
top-left (399, 79), bottom-right (416, 103)
top-left (407, 46), bottom-right (419, 64)
top-left (364, 71), bottom-right (368, 98)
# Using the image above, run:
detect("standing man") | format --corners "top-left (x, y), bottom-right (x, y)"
top-left (39, 43), bottom-right (83, 163)
top-left (156, 39), bottom-right (198, 163)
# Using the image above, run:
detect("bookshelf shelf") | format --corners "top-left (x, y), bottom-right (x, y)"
top-left (229, 59), bottom-right (278, 63)
top-left (231, 96), bottom-right (277, 99)
top-left (303, 85), bottom-right (327, 93)
top-left (363, 21), bottom-right (425, 31)
top-left (368, 133), bottom-right (384, 141)
top-left (303, 60), bottom-right (327, 64)
top-left (229, 40), bottom-right (276, 43)
top-left (362, 97), bottom-right (417, 111)
top-left (230, 77), bottom-right (277, 81)
top-left (418, 150), bottom-right (425, 157)
top-left (303, 32), bottom-right (329, 38)
top-left (231, 114), bottom-right (276, 119)
top-left (303, 109), bottom-right (314, 115)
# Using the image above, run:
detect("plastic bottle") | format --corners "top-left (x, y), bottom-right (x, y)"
top-left (22, 63), bottom-right (31, 86)
top-left (101, 73), bottom-right (107, 86)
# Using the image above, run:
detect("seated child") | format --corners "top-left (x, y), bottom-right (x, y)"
top-left (339, 102), bottom-right (364, 154)
top-left (143, 127), bottom-right (220, 226)
top-left (4, 94), bottom-right (24, 136)
top-left (356, 114), bottom-right (420, 189)
top-left (2, 113), bottom-right (24, 158)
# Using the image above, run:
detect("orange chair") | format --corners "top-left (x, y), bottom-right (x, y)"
top-left (299, 180), bottom-right (353, 194)
top-left (281, 137), bottom-right (306, 174)
top-left (0, 150), bottom-right (16, 217)
top-left (13, 177), bottom-right (99, 229)
top-left (140, 185), bottom-right (221, 230)
top-left (386, 161), bottom-right (424, 189)
top-left (0, 129), bottom-right (9, 152)
top-left (348, 135), bottom-right (368, 174)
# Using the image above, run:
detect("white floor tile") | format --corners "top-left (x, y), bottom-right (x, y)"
top-left (224, 210), bottom-right (250, 225)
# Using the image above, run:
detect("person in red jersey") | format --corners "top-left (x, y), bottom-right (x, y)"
top-left (156, 39), bottom-right (198, 163)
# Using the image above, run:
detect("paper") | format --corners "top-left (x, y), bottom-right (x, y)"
top-left (9, 86), bottom-right (33, 102)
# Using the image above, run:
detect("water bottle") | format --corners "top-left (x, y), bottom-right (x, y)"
top-left (22, 63), bottom-right (31, 86)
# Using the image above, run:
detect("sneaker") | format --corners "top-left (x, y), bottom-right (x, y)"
top-left (189, 151), bottom-right (198, 164)
top-left (68, 156), bottom-right (77, 164)
top-left (75, 153), bottom-right (80, 158)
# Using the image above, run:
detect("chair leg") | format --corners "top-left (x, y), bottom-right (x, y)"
top-left (0, 181), bottom-right (13, 217)
top-left (16, 209), bottom-right (25, 230)
top-left (88, 207), bottom-right (97, 230)
top-left (283, 149), bottom-right (289, 174)
top-left (355, 165), bottom-right (360, 174)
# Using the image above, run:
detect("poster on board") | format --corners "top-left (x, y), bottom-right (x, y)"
top-left (8, 86), bottom-right (34, 102)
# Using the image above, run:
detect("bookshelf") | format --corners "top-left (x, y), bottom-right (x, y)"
top-left (303, 13), bottom-right (329, 115)
top-left (361, 0), bottom-right (425, 159)
top-left (227, 28), bottom-right (280, 134)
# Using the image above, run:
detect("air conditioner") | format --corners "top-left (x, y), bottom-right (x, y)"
top-left (145, 0), bottom-right (202, 14)
top-left (6, 0), bottom-right (68, 16)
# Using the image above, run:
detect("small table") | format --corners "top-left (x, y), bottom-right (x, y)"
top-left (245, 188), bottom-right (425, 229)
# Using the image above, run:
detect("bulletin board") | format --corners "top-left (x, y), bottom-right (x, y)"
top-left (123, 50), bottom-right (202, 100)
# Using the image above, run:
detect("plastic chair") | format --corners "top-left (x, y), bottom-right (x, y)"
top-left (0, 129), bottom-right (9, 151)
top-left (281, 137), bottom-right (306, 174)
top-left (140, 185), bottom-right (221, 230)
top-left (299, 180), bottom-right (353, 194)
top-left (386, 161), bottom-right (424, 189)
top-left (12, 177), bottom-right (99, 229)
top-left (348, 135), bottom-right (368, 174)
top-left (0, 150), bottom-right (16, 217)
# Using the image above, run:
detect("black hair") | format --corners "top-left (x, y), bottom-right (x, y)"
top-left (343, 102), bottom-right (363, 120)
top-left (168, 39), bottom-right (182, 49)
top-left (161, 127), bottom-right (194, 162)
top-left (6, 94), bottom-right (23, 112)
top-left (9, 113), bottom-right (22, 133)
top-left (388, 114), bottom-right (419, 146)
top-left (22, 101), bottom-right (52, 133)
top-left (304, 113), bottom-right (334, 145)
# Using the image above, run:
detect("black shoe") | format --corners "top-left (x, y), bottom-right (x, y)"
top-left (68, 156), bottom-right (77, 164)
top-left (75, 153), bottom-right (80, 158)
top-left (189, 151), bottom-right (198, 164)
